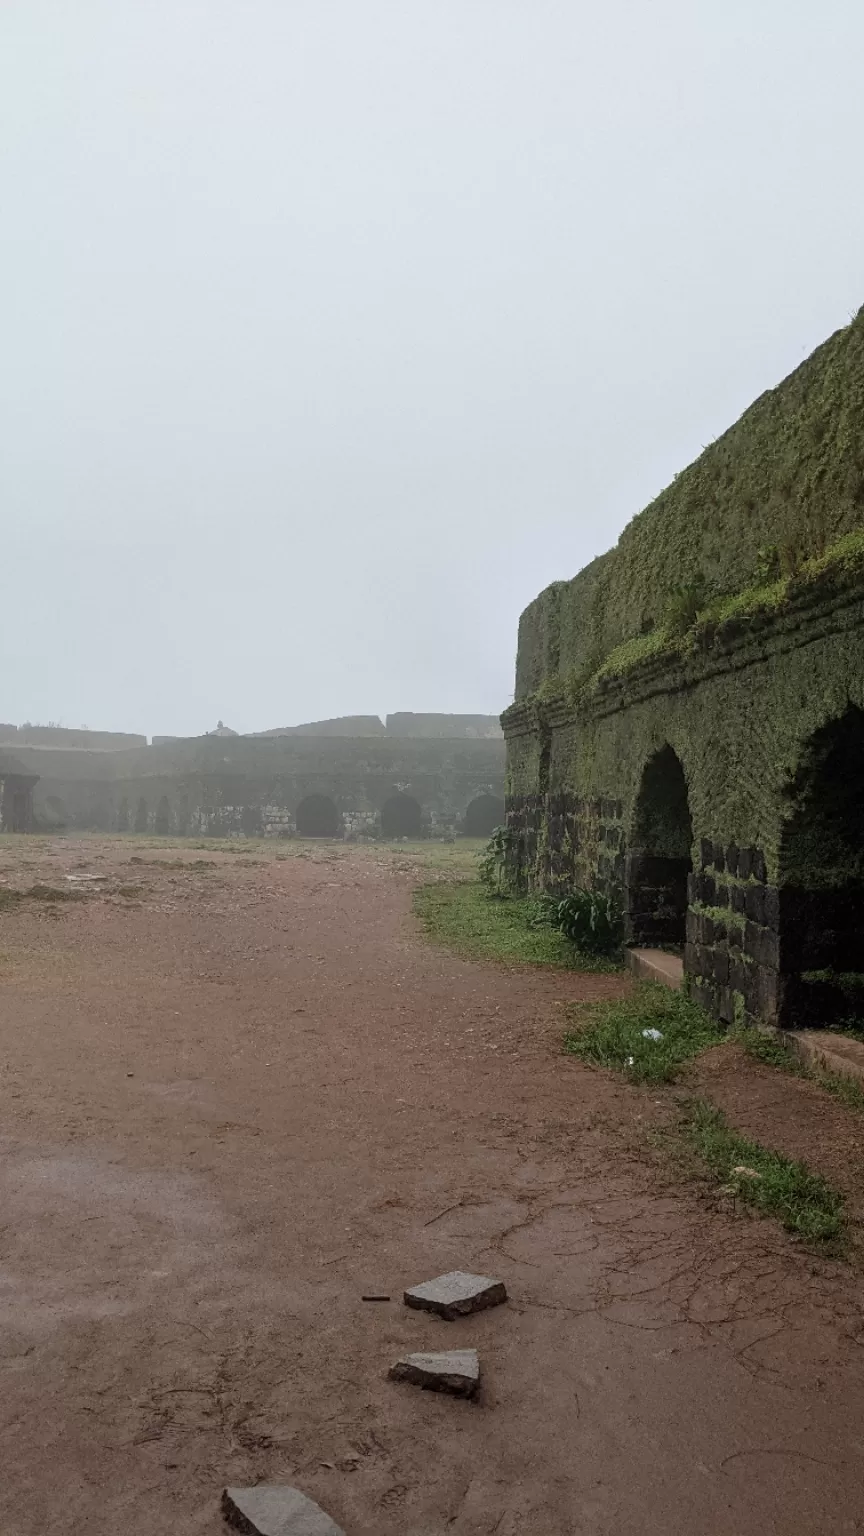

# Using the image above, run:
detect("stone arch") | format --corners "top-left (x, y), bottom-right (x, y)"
top-left (381, 793), bottom-right (423, 839)
top-left (777, 704), bottom-right (864, 1028)
top-left (155, 795), bottom-right (171, 835)
top-left (295, 794), bottom-right (341, 838)
top-left (134, 796), bottom-right (149, 834)
top-left (626, 745), bottom-right (693, 947)
top-left (240, 805), bottom-right (260, 838)
top-left (116, 796), bottom-right (129, 833)
top-left (464, 793), bottom-right (506, 838)
top-left (43, 795), bottom-right (68, 829)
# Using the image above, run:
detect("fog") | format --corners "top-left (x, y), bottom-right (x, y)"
top-left (2, 1), bottom-right (862, 737)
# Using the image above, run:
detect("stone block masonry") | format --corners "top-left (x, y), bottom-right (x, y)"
top-left (17, 729), bottom-right (505, 842)
top-left (504, 305), bottom-right (864, 1032)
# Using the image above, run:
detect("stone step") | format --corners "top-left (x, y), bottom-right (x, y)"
top-left (626, 948), bottom-right (683, 990)
top-left (787, 1030), bottom-right (864, 1084)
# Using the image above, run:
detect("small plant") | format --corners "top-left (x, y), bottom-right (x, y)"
top-left (477, 826), bottom-right (513, 898)
top-left (540, 889), bottom-right (621, 955)
top-left (663, 573), bottom-right (708, 637)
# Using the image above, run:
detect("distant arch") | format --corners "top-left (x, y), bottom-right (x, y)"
top-left (134, 797), bottom-right (149, 834)
top-left (626, 745), bottom-right (693, 947)
top-left (464, 794), bottom-right (506, 838)
top-left (116, 796), bottom-right (129, 833)
top-left (44, 795), bottom-right (68, 829)
top-left (155, 795), bottom-right (171, 835)
top-left (295, 794), bottom-right (341, 838)
top-left (381, 793), bottom-right (423, 839)
top-left (240, 805), bottom-right (260, 837)
top-left (778, 705), bottom-right (864, 1027)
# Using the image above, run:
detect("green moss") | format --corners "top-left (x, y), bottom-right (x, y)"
top-left (593, 628), bottom-right (677, 682)
top-left (514, 310), bottom-right (864, 704)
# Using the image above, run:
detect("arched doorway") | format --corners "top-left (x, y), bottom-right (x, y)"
top-left (464, 794), bottom-right (506, 838)
top-left (134, 797), bottom-right (149, 834)
top-left (779, 706), bottom-right (864, 1028)
top-left (155, 795), bottom-right (171, 835)
top-left (381, 793), bottom-right (423, 839)
top-left (295, 794), bottom-right (341, 838)
top-left (626, 746), bottom-right (693, 947)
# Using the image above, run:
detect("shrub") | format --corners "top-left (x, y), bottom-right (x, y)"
top-left (540, 888), bottom-right (621, 955)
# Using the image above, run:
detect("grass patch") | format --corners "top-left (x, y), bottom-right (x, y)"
top-left (682, 1099), bottom-right (845, 1245)
top-left (413, 882), bottom-right (621, 971)
top-left (564, 982), bottom-right (722, 1082)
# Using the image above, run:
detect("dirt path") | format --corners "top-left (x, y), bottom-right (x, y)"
top-left (1, 839), bottom-right (863, 1536)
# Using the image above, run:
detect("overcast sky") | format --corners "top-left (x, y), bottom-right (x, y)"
top-left (2, 1), bottom-right (863, 737)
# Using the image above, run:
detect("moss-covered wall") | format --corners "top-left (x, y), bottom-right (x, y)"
top-left (516, 309), bottom-right (864, 698)
top-left (507, 308), bottom-right (864, 1030)
top-left (505, 579), bottom-right (864, 1028)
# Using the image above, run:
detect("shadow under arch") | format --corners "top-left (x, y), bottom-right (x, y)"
top-left (295, 794), bottom-right (341, 838)
top-left (464, 793), bottom-right (506, 838)
top-left (626, 745), bottom-right (693, 948)
top-left (778, 704), bottom-right (864, 1028)
top-left (381, 793), bottom-right (423, 839)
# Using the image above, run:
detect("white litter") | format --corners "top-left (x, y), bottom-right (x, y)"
top-left (642, 1028), bottom-right (664, 1041)
top-left (626, 1055), bottom-right (635, 1067)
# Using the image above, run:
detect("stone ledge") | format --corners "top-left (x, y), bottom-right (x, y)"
top-left (787, 1030), bottom-right (864, 1084)
top-left (626, 948), bottom-right (683, 990)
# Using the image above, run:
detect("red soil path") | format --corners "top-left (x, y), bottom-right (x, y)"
top-left (0, 839), bottom-right (863, 1535)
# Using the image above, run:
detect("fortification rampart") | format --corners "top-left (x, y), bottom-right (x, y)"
top-left (505, 308), bottom-right (864, 1032)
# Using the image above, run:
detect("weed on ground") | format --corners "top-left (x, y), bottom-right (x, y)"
top-left (413, 881), bottom-right (622, 972)
top-left (681, 1099), bottom-right (846, 1246)
top-left (565, 982), bottom-right (722, 1082)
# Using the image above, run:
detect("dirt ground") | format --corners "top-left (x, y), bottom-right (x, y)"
top-left (1, 836), bottom-right (864, 1536)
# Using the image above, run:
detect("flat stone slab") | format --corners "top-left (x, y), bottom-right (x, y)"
top-left (789, 1030), bottom-right (864, 1084)
top-left (404, 1270), bottom-right (507, 1320)
top-left (389, 1348), bottom-right (480, 1397)
top-left (222, 1486), bottom-right (345, 1536)
top-left (626, 948), bottom-right (683, 990)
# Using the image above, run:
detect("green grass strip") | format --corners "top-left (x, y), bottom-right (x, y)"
top-left (412, 882), bottom-right (621, 972)
top-left (682, 1099), bottom-right (845, 1244)
top-left (564, 982), bottom-right (722, 1083)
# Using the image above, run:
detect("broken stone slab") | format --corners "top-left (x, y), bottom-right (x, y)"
top-left (389, 1348), bottom-right (480, 1397)
top-left (222, 1486), bottom-right (345, 1536)
top-left (404, 1270), bottom-right (507, 1320)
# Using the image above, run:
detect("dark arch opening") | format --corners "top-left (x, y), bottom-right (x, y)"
top-left (627, 746), bottom-right (693, 948)
top-left (155, 795), bottom-right (171, 835)
top-left (240, 805), bottom-right (260, 837)
top-left (778, 706), bottom-right (864, 1028)
top-left (295, 794), bottom-right (341, 838)
top-left (381, 793), bottom-right (423, 839)
top-left (464, 794), bottom-right (506, 838)
top-left (44, 795), bottom-right (68, 829)
top-left (134, 797), bottom-right (149, 834)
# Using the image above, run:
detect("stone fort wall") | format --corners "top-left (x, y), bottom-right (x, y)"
top-left (17, 729), bottom-right (506, 841)
top-left (505, 308), bottom-right (864, 1032)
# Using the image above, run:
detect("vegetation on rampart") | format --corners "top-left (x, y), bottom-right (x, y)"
top-left (515, 308), bottom-right (864, 704)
